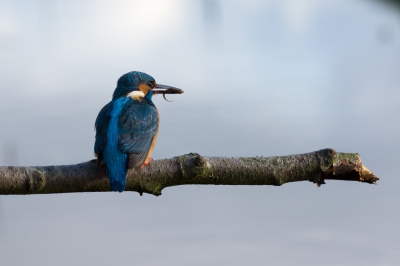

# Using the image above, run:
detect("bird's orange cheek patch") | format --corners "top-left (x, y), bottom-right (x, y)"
top-left (139, 84), bottom-right (151, 95)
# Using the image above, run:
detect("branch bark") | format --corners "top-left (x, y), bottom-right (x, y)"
top-left (0, 149), bottom-right (379, 196)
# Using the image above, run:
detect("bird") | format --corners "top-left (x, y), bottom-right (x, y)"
top-left (94, 71), bottom-right (183, 192)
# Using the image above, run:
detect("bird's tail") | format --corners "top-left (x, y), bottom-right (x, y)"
top-left (107, 167), bottom-right (127, 192)
top-left (105, 153), bottom-right (128, 192)
top-left (109, 179), bottom-right (126, 192)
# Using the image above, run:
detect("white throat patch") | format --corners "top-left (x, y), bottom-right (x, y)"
top-left (127, 91), bottom-right (145, 102)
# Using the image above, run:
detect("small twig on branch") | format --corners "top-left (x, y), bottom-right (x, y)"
top-left (0, 149), bottom-right (378, 196)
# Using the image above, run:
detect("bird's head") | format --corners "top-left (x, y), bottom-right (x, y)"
top-left (112, 71), bottom-right (183, 102)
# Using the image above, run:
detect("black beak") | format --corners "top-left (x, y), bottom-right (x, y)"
top-left (152, 84), bottom-right (184, 95)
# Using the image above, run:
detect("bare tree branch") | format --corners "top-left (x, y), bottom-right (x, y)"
top-left (0, 149), bottom-right (378, 196)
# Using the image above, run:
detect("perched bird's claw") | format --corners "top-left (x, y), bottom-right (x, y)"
top-left (140, 157), bottom-right (153, 170)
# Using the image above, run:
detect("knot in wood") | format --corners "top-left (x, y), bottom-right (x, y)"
top-left (177, 153), bottom-right (208, 178)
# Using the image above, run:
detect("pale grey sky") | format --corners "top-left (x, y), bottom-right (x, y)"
top-left (1, 1), bottom-right (399, 265)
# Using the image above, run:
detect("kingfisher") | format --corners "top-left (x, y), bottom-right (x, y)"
top-left (94, 71), bottom-right (183, 192)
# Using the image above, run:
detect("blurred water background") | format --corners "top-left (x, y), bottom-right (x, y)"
top-left (0, 0), bottom-right (400, 265)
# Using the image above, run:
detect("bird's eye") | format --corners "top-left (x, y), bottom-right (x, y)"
top-left (148, 82), bottom-right (154, 88)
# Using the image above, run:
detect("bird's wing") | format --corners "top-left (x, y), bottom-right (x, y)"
top-left (94, 103), bottom-right (111, 162)
top-left (118, 102), bottom-right (158, 170)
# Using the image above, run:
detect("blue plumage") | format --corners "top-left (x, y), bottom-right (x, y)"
top-left (100, 97), bottom-right (130, 192)
top-left (94, 71), bottom-right (171, 192)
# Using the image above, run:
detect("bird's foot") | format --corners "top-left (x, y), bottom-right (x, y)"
top-left (140, 158), bottom-right (153, 170)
